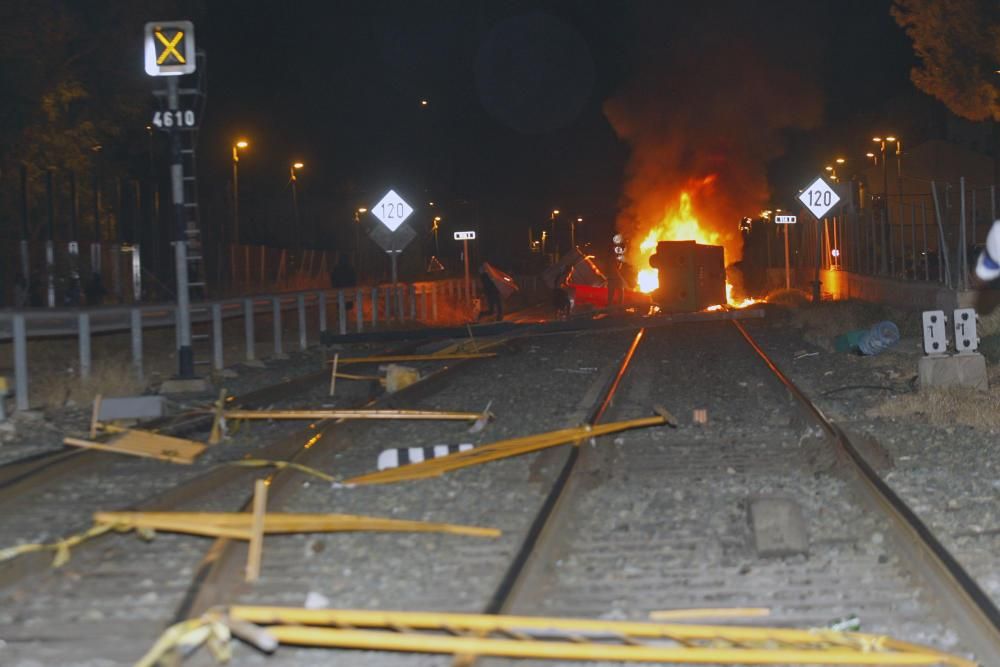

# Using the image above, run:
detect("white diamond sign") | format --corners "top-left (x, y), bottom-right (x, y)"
top-left (797, 176), bottom-right (841, 219)
top-left (372, 189), bottom-right (413, 232)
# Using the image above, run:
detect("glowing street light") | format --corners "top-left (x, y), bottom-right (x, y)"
top-left (290, 161), bottom-right (304, 247)
top-left (231, 139), bottom-right (249, 244)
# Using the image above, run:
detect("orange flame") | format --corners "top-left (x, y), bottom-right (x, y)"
top-left (626, 178), bottom-right (756, 309)
top-left (632, 184), bottom-right (720, 294)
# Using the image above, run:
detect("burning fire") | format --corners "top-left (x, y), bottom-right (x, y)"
top-left (624, 180), bottom-right (757, 309)
top-left (632, 186), bottom-right (721, 294)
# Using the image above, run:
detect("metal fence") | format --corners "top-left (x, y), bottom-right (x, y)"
top-left (0, 277), bottom-right (492, 412)
top-left (764, 177), bottom-right (996, 292)
top-left (0, 240), bottom-right (336, 307)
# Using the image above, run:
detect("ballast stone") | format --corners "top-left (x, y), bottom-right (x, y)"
top-left (749, 498), bottom-right (809, 558)
top-left (918, 353), bottom-right (988, 391)
top-left (159, 377), bottom-right (212, 394)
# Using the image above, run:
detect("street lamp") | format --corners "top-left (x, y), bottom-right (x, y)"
top-left (550, 209), bottom-right (560, 261)
top-left (873, 135), bottom-right (899, 274)
top-left (354, 207), bottom-right (367, 277)
top-left (572, 216), bottom-right (582, 249)
top-left (432, 215), bottom-right (442, 255)
top-left (290, 162), bottom-right (304, 247)
top-left (232, 139), bottom-right (249, 244)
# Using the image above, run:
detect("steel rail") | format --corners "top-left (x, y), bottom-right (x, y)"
top-left (482, 328), bottom-right (646, 616)
top-left (166, 335), bottom-right (531, 623)
top-left (0, 367), bottom-right (330, 501)
top-left (732, 318), bottom-right (1000, 663)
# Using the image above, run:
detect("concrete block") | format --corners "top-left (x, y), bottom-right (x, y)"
top-left (159, 378), bottom-right (212, 394)
top-left (98, 396), bottom-right (166, 421)
top-left (918, 353), bottom-right (988, 391)
top-left (749, 498), bottom-right (809, 558)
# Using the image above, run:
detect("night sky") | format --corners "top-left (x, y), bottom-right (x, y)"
top-left (186, 0), bottom-right (924, 267)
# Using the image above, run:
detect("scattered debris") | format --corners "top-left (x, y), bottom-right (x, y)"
top-left (88, 394), bottom-right (167, 437)
top-left (210, 407), bottom-right (490, 445)
top-left (331, 352), bottom-right (497, 365)
top-left (834, 321), bottom-right (900, 356)
top-left (64, 429), bottom-right (206, 464)
top-left (227, 458), bottom-right (336, 482)
top-left (692, 408), bottom-right (708, 425)
top-left (246, 479), bottom-right (268, 582)
top-left (794, 351), bottom-right (820, 360)
top-left (468, 402), bottom-right (494, 434)
top-left (304, 591), bottom-right (331, 610)
top-left (92, 511), bottom-right (500, 540)
top-left (377, 444), bottom-right (475, 470)
top-left (384, 364), bottom-right (420, 393)
top-left (0, 511), bottom-right (499, 570)
top-left (345, 410), bottom-right (673, 485)
top-left (143, 606), bottom-right (977, 666)
top-left (649, 607), bottom-right (770, 621)
top-left (826, 614), bottom-right (862, 632)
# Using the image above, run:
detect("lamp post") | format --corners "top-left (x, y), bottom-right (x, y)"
top-left (354, 207), bottom-right (367, 279)
top-left (550, 209), bottom-right (560, 261)
top-left (872, 136), bottom-right (898, 274)
top-left (290, 161), bottom-right (304, 248)
top-left (232, 140), bottom-right (248, 244)
top-left (572, 216), bottom-right (582, 249)
top-left (433, 215), bottom-right (442, 255)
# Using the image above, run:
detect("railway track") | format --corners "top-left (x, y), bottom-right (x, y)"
top-left (1, 314), bottom-right (996, 666)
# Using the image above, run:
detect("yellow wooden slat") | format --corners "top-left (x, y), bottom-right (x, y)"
top-left (332, 353), bottom-right (496, 364)
top-left (93, 512), bottom-right (501, 538)
top-left (64, 430), bottom-right (204, 464)
top-left (344, 415), bottom-right (667, 485)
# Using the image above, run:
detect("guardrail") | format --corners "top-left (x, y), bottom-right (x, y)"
top-left (0, 277), bottom-right (489, 413)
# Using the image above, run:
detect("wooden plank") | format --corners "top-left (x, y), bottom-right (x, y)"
top-left (331, 353), bottom-right (495, 365)
top-left (345, 415), bottom-right (668, 485)
top-left (64, 430), bottom-right (205, 464)
top-left (221, 409), bottom-right (481, 421)
top-left (246, 480), bottom-right (268, 582)
top-left (94, 511), bottom-right (501, 538)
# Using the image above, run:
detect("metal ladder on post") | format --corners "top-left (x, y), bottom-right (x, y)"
top-left (157, 50), bottom-right (214, 373)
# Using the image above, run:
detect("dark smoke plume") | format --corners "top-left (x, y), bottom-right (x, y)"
top-left (604, 2), bottom-right (824, 263)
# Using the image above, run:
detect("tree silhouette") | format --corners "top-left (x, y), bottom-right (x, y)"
top-left (892, 0), bottom-right (1000, 122)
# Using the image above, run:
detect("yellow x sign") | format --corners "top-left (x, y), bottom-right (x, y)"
top-left (155, 30), bottom-right (186, 65)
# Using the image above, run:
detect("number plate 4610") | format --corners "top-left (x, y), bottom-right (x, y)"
top-left (152, 110), bottom-right (197, 130)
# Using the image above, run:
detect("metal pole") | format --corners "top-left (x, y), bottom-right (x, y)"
top-left (243, 297), bottom-right (255, 361)
top-left (783, 223), bottom-right (790, 289)
top-left (960, 176), bottom-right (967, 289)
top-left (13, 314), bottom-right (29, 411)
top-left (812, 218), bottom-right (822, 302)
top-left (232, 148), bottom-right (240, 244)
top-left (272, 297), bottom-right (283, 357)
top-left (78, 313), bottom-right (91, 380)
top-left (168, 77), bottom-right (193, 377)
top-left (921, 200), bottom-right (929, 282)
top-left (355, 288), bottom-right (364, 332)
top-left (930, 181), bottom-right (952, 288)
top-left (131, 307), bottom-right (143, 380)
top-left (390, 250), bottom-right (399, 316)
top-left (211, 303), bottom-right (223, 371)
top-left (297, 294), bottom-right (307, 350)
top-left (44, 169), bottom-right (56, 307)
top-left (19, 164), bottom-right (30, 289)
top-left (318, 291), bottom-right (327, 334)
top-left (463, 239), bottom-right (471, 306)
top-left (337, 290), bottom-right (347, 335)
